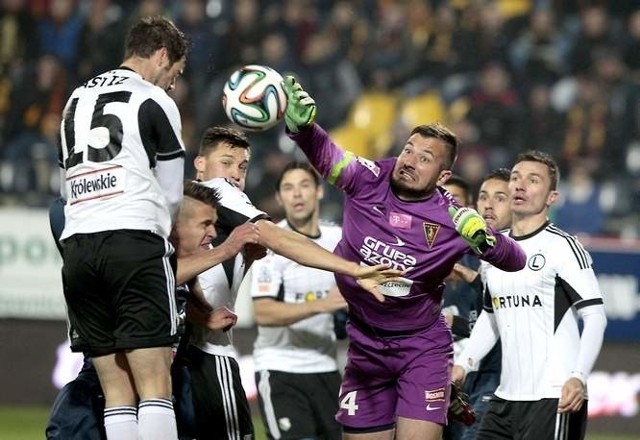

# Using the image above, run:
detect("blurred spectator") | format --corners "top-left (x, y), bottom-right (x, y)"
top-left (464, 61), bottom-right (523, 158)
top-left (0, 0), bottom-right (39, 72)
top-left (555, 159), bottom-right (604, 236)
top-left (509, 8), bottom-right (570, 86)
top-left (37, 0), bottom-right (85, 72)
top-left (568, 5), bottom-right (619, 75)
top-left (77, 0), bottom-right (125, 82)
top-left (622, 9), bottom-right (640, 79)
top-left (521, 83), bottom-right (564, 154)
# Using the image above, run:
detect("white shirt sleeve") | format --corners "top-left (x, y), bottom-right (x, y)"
top-left (572, 304), bottom-right (607, 385)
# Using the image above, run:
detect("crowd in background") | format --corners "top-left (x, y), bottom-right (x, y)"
top-left (0, 0), bottom-right (639, 237)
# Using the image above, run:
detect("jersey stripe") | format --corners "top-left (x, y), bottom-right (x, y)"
top-left (575, 297), bottom-right (604, 309)
top-left (546, 225), bottom-right (589, 269)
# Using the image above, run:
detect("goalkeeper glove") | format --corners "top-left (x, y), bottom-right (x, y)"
top-left (281, 75), bottom-right (316, 133)
top-left (448, 381), bottom-right (476, 426)
top-left (448, 206), bottom-right (496, 254)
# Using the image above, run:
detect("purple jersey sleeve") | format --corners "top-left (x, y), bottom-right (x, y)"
top-left (289, 124), bottom-right (525, 331)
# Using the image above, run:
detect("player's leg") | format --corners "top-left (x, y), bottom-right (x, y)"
top-left (310, 371), bottom-right (343, 440)
top-left (187, 348), bottom-right (254, 439)
top-left (460, 371), bottom-right (500, 440)
top-left (475, 398), bottom-right (514, 440)
top-left (337, 324), bottom-right (399, 439)
top-left (518, 398), bottom-right (587, 440)
top-left (46, 357), bottom-right (106, 440)
top-left (256, 370), bottom-right (331, 440)
top-left (92, 352), bottom-right (139, 440)
top-left (108, 230), bottom-right (180, 440)
top-left (394, 317), bottom-right (453, 440)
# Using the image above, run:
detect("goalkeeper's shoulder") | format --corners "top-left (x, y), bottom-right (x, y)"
top-left (481, 231), bottom-right (527, 272)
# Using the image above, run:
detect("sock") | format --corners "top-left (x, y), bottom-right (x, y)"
top-left (138, 398), bottom-right (178, 440)
top-left (104, 405), bottom-right (137, 440)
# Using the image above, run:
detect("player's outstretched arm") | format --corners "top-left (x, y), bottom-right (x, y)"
top-left (255, 219), bottom-right (401, 302)
top-left (254, 287), bottom-right (347, 326)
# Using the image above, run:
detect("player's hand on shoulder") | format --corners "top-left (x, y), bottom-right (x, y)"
top-left (206, 306), bottom-right (238, 332)
top-left (558, 377), bottom-right (586, 413)
top-left (224, 222), bottom-right (261, 256)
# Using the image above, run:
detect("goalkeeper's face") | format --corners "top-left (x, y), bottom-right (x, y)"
top-left (392, 134), bottom-right (452, 200)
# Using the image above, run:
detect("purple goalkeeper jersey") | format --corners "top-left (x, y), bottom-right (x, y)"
top-left (290, 124), bottom-right (526, 332)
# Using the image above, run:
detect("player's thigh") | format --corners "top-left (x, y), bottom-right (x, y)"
top-left (520, 399), bottom-right (587, 440)
top-left (106, 230), bottom-right (179, 352)
top-left (61, 234), bottom-right (113, 354)
top-left (395, 416), bottom-right (442, 440)
top-left (92, 352), bottom-right (137, 406)
top-left (187, 348), bottom-right (253, 437)
top-left (126, 346), bottom-right (174, 400)
top-left (476, 397), bottom-right (513, 440)
top-left (256, 370), bottom-right (318, 440)
top-left (310, 371), bottom-right (342, 439)
top-left (395, 321), bottom-right (453, 425)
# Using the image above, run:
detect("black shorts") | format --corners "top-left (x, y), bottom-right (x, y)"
top-left (185, 346), bottom-right (253, 440)
top-left (255, 369), bottom-right (342, 440)
top-left (477, 397), bottom-right (588, 440)
top-left (62, 230), bottom-right (179, 357)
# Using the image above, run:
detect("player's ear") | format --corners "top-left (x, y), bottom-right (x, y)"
top-left (546, 190), bottom-right (559, 207)
top-left (437, 169), bottom-right (452, 186)
top-left (316, 183), bottom-right (325, 201)
top-left (275, 192), bottom-right (284, 207)
top-left (194, 155), bottom-right (205, 172)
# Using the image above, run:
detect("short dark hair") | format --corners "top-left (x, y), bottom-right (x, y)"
top-left (513, 150), bottom-right (560, 190)
top-left (275, 161), bottom-right (321, 191)
top-left (443, 174), bottom-right (472, 205)
top-left (124, 16), bottom-right (189, 64)
top-left (183, 180), bottom-right (220, 208)
top-left (483, 167), bottom-right (511, 183)
top-left (198, 126), bottom-right (250, 157)
top-left (410, 122), bottom-right (458, 169)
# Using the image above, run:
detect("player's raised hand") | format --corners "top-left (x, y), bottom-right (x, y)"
top-left (354, 264), bottom-right (405, 303)
top-left (448, 206), bottom-right (496, 254)
top-left (558, 377), bottom-right (586, 413)
top-left (222, 222), bottom-right (261, 257)
top-left (282, 75), bottom-right (316, 133)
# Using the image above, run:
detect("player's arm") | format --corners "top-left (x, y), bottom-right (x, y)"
top-left (185, 279), bottom-right (237, 331)
top-left (140, 97), bottom-right (186, 220)
top-left (451, 292), bottom-right (500, 385)
top-left (255, 219), bottom-right (402, 302)
top-left (175, 222), bottom-right (260, 285)
top-left (254, 286), bottom-right (347, 326)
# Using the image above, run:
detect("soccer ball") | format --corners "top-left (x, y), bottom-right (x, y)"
top-left (222, 64), bottom-right (287, 131)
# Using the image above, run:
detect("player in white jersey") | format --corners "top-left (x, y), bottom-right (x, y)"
top-left (250, 161), bottom-right (346, 440)
top-left (184, 128), bottom-right (402, 440)
top-left (57, 17), bottom-right (189, 440)
top-left (452, 151), bottom-right (607, 440)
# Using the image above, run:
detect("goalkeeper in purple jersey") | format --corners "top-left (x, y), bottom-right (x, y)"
top-left (282, 76), bottom-right (527, 440)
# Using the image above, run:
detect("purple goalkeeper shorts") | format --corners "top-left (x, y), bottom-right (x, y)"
top-left (336, 315), bottom-right (453, 430)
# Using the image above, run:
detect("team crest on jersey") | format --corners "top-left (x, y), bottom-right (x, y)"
top-left (356, 156), bottom-right (380, 176)
top-left (527, 254), bottom-right (546, 271)
top-left (423, 223), bottom-right (440, 248)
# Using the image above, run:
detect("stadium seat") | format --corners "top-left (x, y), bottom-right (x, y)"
top-left (329, 124), bottom-right (371, 158)
top-left (399, 91), bottom-right (446, 128)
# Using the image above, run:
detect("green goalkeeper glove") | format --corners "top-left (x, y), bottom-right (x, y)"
top-left (281, 75), bottom-right (316, 133)
top-left (448, 206), bottom-right (496, 254)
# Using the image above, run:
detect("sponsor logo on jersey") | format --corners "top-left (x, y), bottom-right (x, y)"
top-left (389, 211), bottom-right (412, 229)
top-left (67, 165), bottom-right (126, 205)
top-left (359, 236), bottom-right (417, 271)
top-left (423, 223), bottom-right (440, 248)
top-left (425, 387), bottom-right (446, 402)
top-left (492, 294), bottom-right (542, 309)
top-left (356, 157), bottom-right (380, 176)
top-left (378, 277), bottom-right (413, 297)
top-left (528, 253), bottom-right (546, 271)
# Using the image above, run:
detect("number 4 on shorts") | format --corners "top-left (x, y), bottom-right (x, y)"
top-left (340, 390), bottom-right (359, 415)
